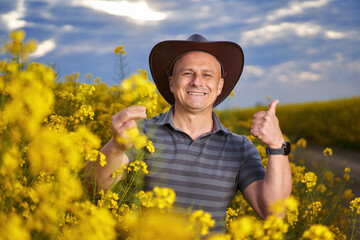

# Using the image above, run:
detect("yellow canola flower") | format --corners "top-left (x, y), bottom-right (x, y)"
top-left (125, 210), bottom-right (192, 240)
top-left (0, 145), bottom-right (20, 177)
top-left (146, 140), bottom-right (155, 154)
top-left (225, 207), bottom-right (239, 229)
top-left (303, 201), bottom-right (322, 221)
top-left (296, 138), bottom-right (307, 148)
top-left (28, 128), bottom-right (82, 174)
top-left (143, 187), bottom-right (176, 209)
top-left (114, 45), bottom-right (126, 55)
top-left (93, 76), bottom-right (101, 83)
top-left (60, 201), bottom-right (117, 240)
top-left (229, 215), bottom-right (264, 239)
top-left (2, 30), bottom-right (38, 60)
top-left (342, 189), bottom-right (354, 202)
top-left (324, 170), bottom-right (334, 186)
top-left (263, 216), bottom-right (288, 240)
top-left (206, 234), bottom-right (231, 240)
top-left (0, 59), bottom-right (7, 78)
top-left (0, 213), bottom-right (31, 240)
top-left (119, 70), bottom-right (161, 117)
top-left (349, 197), bottom-right (360, 214)
top-left (116, 127), bottom-right (147, 150)
top-left (86, 150), bottom-right (106, 167)
top-left (343, 167), bottom-right (351, 181)
top-left (72, 126), bottom-right (103, 160)
top-left (136, 190), bottom-right (152, 208)
top-left (85, 73), bottom-right (93, 79)
top-left (301, 171), bottom-right (317, 192)
top-left (128, 160), bottom-right (148, 174)
top-left (269, 196), bottom-right (299, 226)
top-left (97, 190), bottom-right (120, 211)
top-left (229, 90), bottom-right (235, 98)
top-left (302, 224), bottom-right (334, 240)
top-left (3, 69), bottom-right (55, 137)
top-left (188, 209), bottom-right (215, 236)
top-left (9, 29), bottom-right (26, 42)
top-left (323, 147), bottom-right (333, 156)
top-left (111, 163), bottom-right (128, 178)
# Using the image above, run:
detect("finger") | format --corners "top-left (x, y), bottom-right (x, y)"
top-left (253, 111), bottom-right (267, 118)
top-left (113, 121), bottom-right (138, 150)
top-left (113, 105), bottom-right (146, 125)
top-left (268, 99), bottom-right (279, 114)
top-left (250, 128), bottom-right (263, 139)
top-left (113, 120), bottom-right (138, 135)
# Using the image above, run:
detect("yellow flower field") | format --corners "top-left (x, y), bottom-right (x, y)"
top-left (0, 30), bottom-right (359, 239)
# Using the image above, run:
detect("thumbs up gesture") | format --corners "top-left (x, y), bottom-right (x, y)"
top-left (250, 99), bottom-right (285, 148)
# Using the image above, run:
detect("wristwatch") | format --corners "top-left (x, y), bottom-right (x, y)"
top-left (266, 141), bottom-right (291, 155)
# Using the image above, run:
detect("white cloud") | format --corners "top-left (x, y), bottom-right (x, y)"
top-left (245, 61), bottom-right (323, 84)
top-left (56, 42), bottom-right (111, 56)
top-left (30, 39), bottom-right (56, 58)
top-left (241, 22), bottom-right (322, 46)
top-left (243, 65), bottom-right (265, 78)
top-left (325, 30), bottom-right (345, 39)
top-left (240, 22), bottom-right (356, 46)
top-left (73, 0), bottom-right (167, 22)
top-left (1, 0), bottom-right (26, 30)
top-left (245, 53), bottom-right (360, 87)
top-left (266, 0), bottom-right (333, 22)
top-left (297, 71), bottom-right (321, 82)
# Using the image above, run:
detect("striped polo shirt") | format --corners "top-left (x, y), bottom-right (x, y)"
top-left (134, 106), bottom-right (265, 232)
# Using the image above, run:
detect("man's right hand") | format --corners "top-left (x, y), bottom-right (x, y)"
top-left (111, 105), bottom-right (147, 151)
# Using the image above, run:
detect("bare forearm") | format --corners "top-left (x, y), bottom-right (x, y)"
top-left (83, 106), bottom-right (146, 193)
top-left (84, 138), bottom-right (129, 192)
top-left (261, 155), bottom-right (292, 216)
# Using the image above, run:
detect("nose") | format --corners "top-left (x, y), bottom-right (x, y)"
top-left (190, 73), bottom-right (203, 87)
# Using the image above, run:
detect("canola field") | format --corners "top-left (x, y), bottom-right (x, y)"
top-left (0, 30), bottom-right (359, 240)
top-left (217, 97), bottom-right (360, 151)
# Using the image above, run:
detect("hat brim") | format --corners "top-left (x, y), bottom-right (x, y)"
top-left (149, 39), bottom-right (244, 107)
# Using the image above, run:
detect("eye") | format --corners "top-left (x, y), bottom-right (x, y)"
top-left (182, 71), bottom-right (193, 76)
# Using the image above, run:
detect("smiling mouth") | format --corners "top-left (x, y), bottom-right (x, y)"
top-left (188, 91), bottom-right (206, 96)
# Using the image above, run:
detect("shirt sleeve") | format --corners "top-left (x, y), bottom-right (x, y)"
top-left (236, 136), bottom-right (266, 193)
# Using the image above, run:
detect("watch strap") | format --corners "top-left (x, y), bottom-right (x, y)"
top-left (266, 141), bottom-right (291, 155)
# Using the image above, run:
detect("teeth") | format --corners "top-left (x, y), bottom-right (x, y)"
top-left (188, 92), bottom-right (205, 95)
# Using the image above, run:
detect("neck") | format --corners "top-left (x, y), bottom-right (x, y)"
top-left (172, 105), bottom-right (214, 140)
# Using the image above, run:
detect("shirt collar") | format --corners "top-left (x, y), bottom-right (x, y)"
top-left (155, 105), bottom-right (231, 134)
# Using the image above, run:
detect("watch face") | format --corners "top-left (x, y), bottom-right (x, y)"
top-left (284, 141), bottom-right (291, 155)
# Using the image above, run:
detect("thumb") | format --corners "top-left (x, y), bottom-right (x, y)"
top-left (268, 99), bottom-right (279, 114)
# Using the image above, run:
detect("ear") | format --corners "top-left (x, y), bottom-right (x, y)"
top-left (169, 76), bottom-right (174, 93)
top-left (217, 78), bottom-right (224, 96)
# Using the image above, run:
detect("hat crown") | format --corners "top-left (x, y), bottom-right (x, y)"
top-left (186, 34), bottom-right (208, 42)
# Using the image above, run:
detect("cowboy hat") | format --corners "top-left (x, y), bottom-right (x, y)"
top-left (149, 34), bottom-right (244, 107)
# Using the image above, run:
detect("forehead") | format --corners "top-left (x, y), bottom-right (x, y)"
top-left (173, 51), bottom-right (221, 71)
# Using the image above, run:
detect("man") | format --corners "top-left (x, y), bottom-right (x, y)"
top-left (87, 34), bottom-right (292, 232)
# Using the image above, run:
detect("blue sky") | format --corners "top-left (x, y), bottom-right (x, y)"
top-left (1, 0), bottom-right (359, 108)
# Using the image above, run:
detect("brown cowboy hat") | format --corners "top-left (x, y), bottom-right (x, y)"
top-left (149, 34), bottom-right (244, 107)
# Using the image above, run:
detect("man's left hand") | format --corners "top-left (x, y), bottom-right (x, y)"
top-left (250, 99), bottom-right (285, 148)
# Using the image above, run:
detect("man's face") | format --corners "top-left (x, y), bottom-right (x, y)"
top-left (169, 51), bottom-right (224, 112)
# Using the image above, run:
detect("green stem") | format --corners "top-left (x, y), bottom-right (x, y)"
top-left (116, 149), bottom-right (146, 206)
top-left (118, 171), bottom-right (138, 206)
top-left (92, 165), bottom-right (98, 204)
top-left (322, 181), bottom-right (345, 224)
top-left (350, 211), bottom-right (357, 240)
